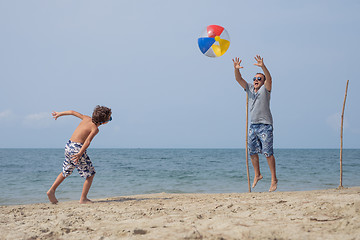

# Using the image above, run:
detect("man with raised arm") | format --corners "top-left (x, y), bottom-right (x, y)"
top-left (233, 55), bottom-right (277, 192)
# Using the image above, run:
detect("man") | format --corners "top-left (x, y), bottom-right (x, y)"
top-left (233, 55), bottom-right (277, 192)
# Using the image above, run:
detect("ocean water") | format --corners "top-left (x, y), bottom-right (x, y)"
top-left (0, 148), bottom-right (359, 205)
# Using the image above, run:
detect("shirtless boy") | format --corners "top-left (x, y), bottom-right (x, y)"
top-left (47, 105), bottom-right (112, 204)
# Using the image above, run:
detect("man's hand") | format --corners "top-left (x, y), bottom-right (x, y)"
top-left (254, 55), bottom-right (264, 68)
top-left (232, 57), bottom-right (244, 69)
top-left (232, 57), bottom-right (247, 89)
top-left (254, 55), bottom-right (272, 91)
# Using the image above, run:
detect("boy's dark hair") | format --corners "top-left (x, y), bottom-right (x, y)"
top-left (256, 73), bottom-right (266, 81)
top-left (92, 105), bottom-right (112, 125)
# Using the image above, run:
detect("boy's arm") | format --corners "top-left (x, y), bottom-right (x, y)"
top-left (254, 55), bottom-right (272, 91)
top-left (71, 128), bottom-right (99, 163)
top-left (232, 57), bottom-right (247, 89)
top-left (52, 110), bottom-right (84, 120)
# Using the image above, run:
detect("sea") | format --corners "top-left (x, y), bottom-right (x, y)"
top-left (0, 148), bottom-right (359, 205)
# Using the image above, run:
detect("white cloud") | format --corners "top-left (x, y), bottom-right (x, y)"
top-left (0, 110), bottom-right (15, 121)
top-left (23, 112), bottom-right (53, 128)
top-left (24, 112), bottom-right (49, 121)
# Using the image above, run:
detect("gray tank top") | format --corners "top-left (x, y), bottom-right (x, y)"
top-left (245, 83), bottom-right (273, 125)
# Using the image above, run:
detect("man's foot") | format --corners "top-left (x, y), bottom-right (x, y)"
top-left (79, 198), bottom-right (93, 204)
top-left (269, 179), bottom-right (278, 192)
top-left (47, 190), bottom-right (58, 204)
top-left (252, 175), bottom-right (263, 188)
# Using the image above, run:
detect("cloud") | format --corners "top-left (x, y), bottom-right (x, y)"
top-left (0, 110), bottom-right (15, 121)
top-left (326, 113), bottom-right (349, 132)
top-left (23, 112), bottom-right (53, 128)
top-left (24, 112), bottom-right (50, 121)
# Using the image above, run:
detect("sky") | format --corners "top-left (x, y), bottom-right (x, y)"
top-left (0, 0), bottom-right (359, 148)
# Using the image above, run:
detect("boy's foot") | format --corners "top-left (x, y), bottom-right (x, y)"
top-left (47, 190), bottom-right (58, 204)
top-left (252, 175), bottom-right (263, 188)
top-left (269, 179), bottom-right (278, 192)
top-left (79, 198), bottom-right (93, 204)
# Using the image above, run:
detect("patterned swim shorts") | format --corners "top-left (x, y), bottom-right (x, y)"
top-left (248, 124), bottom-right (274, 157)
top-left (62, 140), bottom-right (96, 179)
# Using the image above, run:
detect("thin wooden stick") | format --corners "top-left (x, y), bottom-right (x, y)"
top-left (339, 80), bottom-right (349, 189)
top-left (246, 92), bottom-right (251, 192)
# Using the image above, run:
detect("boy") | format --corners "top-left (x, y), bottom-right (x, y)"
top-left (47, 105), bottom-right (112, 204)
top-left (232, 55), bottom-right (277, 192)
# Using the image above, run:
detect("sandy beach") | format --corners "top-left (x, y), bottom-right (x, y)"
top-left (1, 187), bottom-right (359, 240)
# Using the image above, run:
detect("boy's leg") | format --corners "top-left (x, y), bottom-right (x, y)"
top-left (79, 174), bottom-right (95, 204)
top-left (49, 142), bottom-right (76, 203)
top-left (47, 173), bottom-right (66, 204)
top-left (266, 155), bottom-right (277, 192)
top-left (250, 154), bottom-right (263, 188)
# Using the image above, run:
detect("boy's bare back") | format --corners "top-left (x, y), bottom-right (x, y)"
top-left (51, 108), bottom-right (111, 163)
top-left (70, 116), bottom-right (99, 144)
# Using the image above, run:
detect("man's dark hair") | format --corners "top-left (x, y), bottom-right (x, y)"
top-left (92, 105), bottom-right (112, 124)
top-left (256, 73), bottom-right (266, 81)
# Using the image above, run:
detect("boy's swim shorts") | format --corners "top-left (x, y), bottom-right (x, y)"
top-left (62, 140), bottom-right (96, 178)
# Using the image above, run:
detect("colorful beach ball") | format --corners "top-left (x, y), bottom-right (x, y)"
top-left (198, 25), bottom-right (230, 58)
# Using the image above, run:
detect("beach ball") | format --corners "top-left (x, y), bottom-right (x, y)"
top-left (198, 25), bottom-right (230, 57)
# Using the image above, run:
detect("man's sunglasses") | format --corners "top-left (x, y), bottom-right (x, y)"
top-left (253, 77), bottom-right (263, 81)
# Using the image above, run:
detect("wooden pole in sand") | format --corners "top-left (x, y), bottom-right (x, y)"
top-left (339, 80), bottom-right (349, 189)
top-left (245, 93), bottom-right (251, 192)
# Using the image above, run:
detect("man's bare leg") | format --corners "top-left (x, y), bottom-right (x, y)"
top-left (250, 154), bottom-right (263, 188)
top-left (266, 155), bottom-right (277, 192)
top-left (79, 174), bottom-right (95, 204)
top-left (47, 173), bottom-right (66, 204)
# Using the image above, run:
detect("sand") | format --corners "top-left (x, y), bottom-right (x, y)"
top-left (1, 187), bottom-right (360, 240)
